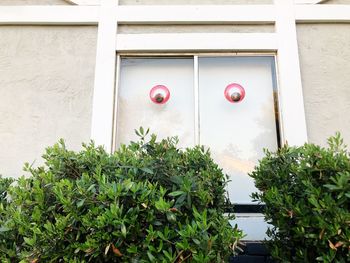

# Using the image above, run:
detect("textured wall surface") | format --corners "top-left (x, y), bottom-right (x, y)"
top-left (297, 24), bottom-right (350, 146)
top-left (119, 24), bottom-right (274, 34)
top-left (0, 0), bottom-right (68, 5)
top-left (325, 0), bottom-right (350, 4)
top-left (0, 26), bottom-right (97, 177)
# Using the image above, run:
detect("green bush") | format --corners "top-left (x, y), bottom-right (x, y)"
top-left (250, 133), bottom-right (350, 262)
top-left (0, 128), bottom-right (242, 262)
top-left (0, 175), bottom-right (14, 206)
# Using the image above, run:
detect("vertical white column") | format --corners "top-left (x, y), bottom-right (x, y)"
top-left (91, 0), bottom-right (118, 152)
top-left (275, 0), bottom-right (308, 145)
top-left (111, 54), bottom-right (121, 153)
top-left (194, 56), bottom-right (200, 145)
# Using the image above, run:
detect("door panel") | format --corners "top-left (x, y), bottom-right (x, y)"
top-left (198, 56), bottom-right (278, 204)
top-left (117, 58), bottom-right (195, 148)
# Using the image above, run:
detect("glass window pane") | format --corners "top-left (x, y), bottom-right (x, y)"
top-left (199, 56), bottom-right (279, 204)
top-left (116, 58), bottom-right (195, 148)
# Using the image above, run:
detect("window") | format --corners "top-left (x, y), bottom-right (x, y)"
top-left (115, 55), bottom-right (280, 204)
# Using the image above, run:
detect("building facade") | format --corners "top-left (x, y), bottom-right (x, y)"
top-left (0, 0), bottom-right (349, 240)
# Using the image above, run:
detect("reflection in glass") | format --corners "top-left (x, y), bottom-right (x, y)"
top-left (199, 56), bottom-right (279, 204)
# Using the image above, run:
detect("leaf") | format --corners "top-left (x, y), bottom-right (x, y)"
top-left (168, 191), bottom-right (185, 197)
top-left (192, 238), bottom-right (201, 245)
top-left (87, 184), bottom-right (96, 193)
top-left (112, 244), bottom-right (123, 257)
top-left (166, 212), bottom-right (176, 223)
top-left (77, 199), bottom-right (85, 208)
top-left (127, 245), bottom-right (138, 254)
top-left (0, 226), bottom-right (11, 232)
top-left (207, 239), bottom-right (213, 250)
top-left (147, 251), bottom-right (156, 262)
top-left (140, 167), bottom-right (154, 174)
top-left (319, 228), bottom-right (325, 240)
top-left (105, 243), bottom-right (111, 255)
top-left (24, 237), bottom-right (35, 246)
top-left (169, 176), bottom-right (183, 185)
top-left (85, 248), bottom-right (94, 254)
top-left (154, 220), bottom-right (163, 226)
top-left (121, 223), bottom-right (127, 238)
top-left (328, 240), bottom-right (337, 250)
top-left (335, 241), bottom-right (344, 248)
top-left (176, 194), bottom-right (186, 207)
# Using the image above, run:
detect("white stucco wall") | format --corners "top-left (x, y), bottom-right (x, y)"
top-left (325, 0), bottom-right (350, 4)
top-left (0, 26), bottom-right (97, 177)
top-left (119, 24), bottom-right (274, 34)
top-left (297, 24), bottom-right (350, 146)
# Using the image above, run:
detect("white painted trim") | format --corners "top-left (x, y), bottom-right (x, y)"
top-left (295, 0), bottom-right (324, 4)
top-left (1, 5), bottom-right (350, 25)
top-left (66, 0), bottom-right (325, 6)
top-left (295, 5), bottom-right (350, 23)
top-left (194, 56), bottom-right (200, 146)
top-left (275, 0), bottom-right (308, 146)
top-left (116, 33), bottom-right (278, 52)
top-left (0, 6), bottom-right (99, 25)
top-left (112, 55), bottom-right (121, 153)
top-left (64, 0), bottom-right (100, 5)
top-left (273, 55), bottom-right (285, 144)
top-left (117, 5), bottom-right (275, 24)
top-left (91, 0), bottom-right (118, 152)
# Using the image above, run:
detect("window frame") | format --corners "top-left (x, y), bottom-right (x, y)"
top-left (90, 0), bottom-right (309, 152)
top-left (112, 52), bottom-right (282, 153)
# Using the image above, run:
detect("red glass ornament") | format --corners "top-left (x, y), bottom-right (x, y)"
top-left (224, 83), bottom-right (246, 103)
top-left (149, 85), bottom-right (170, 104)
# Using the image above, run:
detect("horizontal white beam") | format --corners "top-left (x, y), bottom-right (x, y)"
top-left (0, 6), bottom-right (99, 25)
top-left (295, 5), bottom-right (350, 23)
top-left (294, 0), bottom-right (324, 3)
top-left (66, 0), bottom-right (327, 6)
top-left (116, 33), bottom-right (278, 52)
top-left (0, 5), bottom-right (350, 25)
top-left (65, 0), bottom-right (326, 5)
top-left (64, 0), bottom-right (100, 5)
top-left (117, 5), bottom-right (276, 24)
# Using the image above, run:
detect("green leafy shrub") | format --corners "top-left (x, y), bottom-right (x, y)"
top-left (250, 133), bottom-right (350, 262)
top-left (0, 128), bottom-right (242, 262)
top-left (0, 175), bottom-right (13, 206)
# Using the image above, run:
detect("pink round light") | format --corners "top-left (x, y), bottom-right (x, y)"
top-left (149, 85), bottom-right (170, 104)
top-left (224, 83), bottom-right (246, 103)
